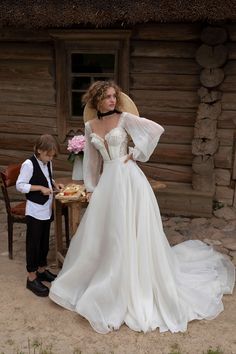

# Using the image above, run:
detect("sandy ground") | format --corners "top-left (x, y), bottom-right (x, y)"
top-left (0, 201), bottom-right (236, 354)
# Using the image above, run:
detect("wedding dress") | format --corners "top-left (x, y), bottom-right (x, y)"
top-left (49, 112), bottom-right (235, 334)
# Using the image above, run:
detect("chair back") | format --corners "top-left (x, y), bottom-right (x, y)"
top-left (0, 163), bottom-right (22, 215)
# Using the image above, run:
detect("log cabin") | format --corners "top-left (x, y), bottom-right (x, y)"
top-left (1, 0), bottom-right (236, 217)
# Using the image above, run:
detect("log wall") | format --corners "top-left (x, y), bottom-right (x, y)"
top-left (0, 36), bottom-right (72, 177)
top-left (130, 24), bottom-right (202, 183)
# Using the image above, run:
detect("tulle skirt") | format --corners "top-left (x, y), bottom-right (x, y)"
top-left (49, 156), bottom-right (235, 334)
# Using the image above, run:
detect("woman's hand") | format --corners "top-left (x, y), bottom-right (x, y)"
top-left (124, 154), bottom-right (134, 164)
top-left (86, 192), bottom-right (93, 202)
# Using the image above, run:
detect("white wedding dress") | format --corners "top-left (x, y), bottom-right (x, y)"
top-left (49, 112), bottom-right (235, 334)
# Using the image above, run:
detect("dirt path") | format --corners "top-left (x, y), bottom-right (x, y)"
top-left (0, 201), bottom-right (235, 354)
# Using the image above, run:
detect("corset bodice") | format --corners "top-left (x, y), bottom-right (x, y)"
top-left (90, 126), bottom-right (128, 161)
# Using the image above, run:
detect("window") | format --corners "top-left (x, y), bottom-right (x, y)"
top-left (51, 30), bottom-right (131, 142)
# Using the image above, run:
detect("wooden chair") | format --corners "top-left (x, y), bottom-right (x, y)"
top-left (0, 163), bottom-right (26, 259)
top-left (0, 163), bottom-right (69, 259)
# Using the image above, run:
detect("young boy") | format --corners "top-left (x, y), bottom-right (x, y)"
top-left (16, 134), bottom-right (63, 297)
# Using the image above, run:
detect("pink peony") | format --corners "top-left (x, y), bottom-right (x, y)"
top-left (67, 135), bottom-right (85, 154)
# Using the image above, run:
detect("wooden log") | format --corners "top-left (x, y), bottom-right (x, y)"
top-left (200, 68), bottom-right (224, 88)
top-left (194, 119), bottom-right (217, 140)
top-left (192, 155), bottom-right (214, 175)
top-left (139, 110), bottom-right (196, 127)
top-left (218, 111), bottom-right (236, 129)
top-left (0, 102), bottom-right (56, 118)
top-left (161, 126), bottom-right (193, 144)
top-left (232, 144), bottom-right (236, 180)
top-left (215, 186), bottom-right (234, 206)
top-left (0, 89), bottom-right (55, 105)
top-left (0, 116), bottom-right (56, 135)
top-left (196, 44), bottom-right (228, 68)
top-left (139, 163), bottom-right (192, 183)
top-left (192, 173), bottom-right (215, 193)
top-left (197, 102), bottom-right (221, 120)
top-left (201, 27), bottom-right (227, 45)
top-left (133, 23), bottom-right (201, 41)
top-left (131, 73), bottom-right (200, 91)
top-left (150, 144), bottom-right (193, 165)
top-left (222, 92), bottom-right (236, 110)
top-left (215, 169), bottom-right (231, 186)
top-left (192, 138), bottom-right (219, 156)
top-left (0, 43), bottom-right (53, 60)
top-left (0, 60), bottom-right (53, 80)
top-left (226, 24), bottom-right (236, 41)
top-left (197, 87), bottom-right (222, 103)
top-left (131, 41), bottom-right (198, 58)
top-left (0, 79), bottom-right (54, 91)
top-left (131, 89), bottom-right (199, 112)
top-left (219, 75), bottom-right (236, 91)
top-left (224, 60), bottom-right (236, 75)
top-left (227, 43), bottom-right (236, 60)
top-left (131, 57), bottom-right (200, 74)
top-left (0, 29), bottom-right (50, 42)
top-left (217, 129), bottom-right (234, 146)
top-left (214, 146), bottom-right (233, 168)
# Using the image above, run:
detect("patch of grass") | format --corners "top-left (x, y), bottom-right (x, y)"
top-left (168, 343), bottom-right (182, 354)
top-left (203, 348), bottom-right (224, 354)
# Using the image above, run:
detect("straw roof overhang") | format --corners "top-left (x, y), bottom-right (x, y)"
top-left (1, 0), bottom-right (236, 29)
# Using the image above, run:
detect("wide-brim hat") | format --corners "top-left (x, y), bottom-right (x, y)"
top-left (83, 92), bottom-right (139, 122)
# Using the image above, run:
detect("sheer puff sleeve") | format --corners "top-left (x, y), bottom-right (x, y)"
top-left (83, 122), bottom-right (102, 192)
top-left (123, 112), bottom-right (165, 162)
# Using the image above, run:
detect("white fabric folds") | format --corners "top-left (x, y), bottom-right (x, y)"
top-left (50, 113), bottom-right (235, 334)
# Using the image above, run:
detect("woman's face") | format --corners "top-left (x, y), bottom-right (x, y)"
top-left (98, 87), bottom-right (117, 113)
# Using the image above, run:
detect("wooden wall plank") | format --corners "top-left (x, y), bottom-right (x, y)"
top-left (217, 129), bottom-right (234, 146)
top-left (0, 43), bottom-right (53, 60)
top-left (0, 60), bottom-right (53, 80)
top-left (150, 144), bottom-right (193, 165)
top-left (131, 90), bottom-right (199, 112)
top-left (131, 73), bottom-right (200, 91)
top-left (140, 163), bottom-right (192, 183)
top-left (133, 24), bottom-right (202, 41)
top-left (0, 29), bottom-right (50, 42)
top-left (140, 111), bottom-right (195, 127)
top-left (161, 126), bottom-right (193, 144)
top-left (215, 146), bottom-right (233, 168)
top-left (0, 102), bottom-right (56, 118)
top-left (0, 89), bottom-right (55, 105)
top-left (131, 58), bottom-right (201, 74)
top-left (0, 116), bottom-right (56, 135)
top-left (131, 41), bottom-right (198, 58)
top-left (218, 111), bottom-right (236, 129)
top-left (222, 92), bottom-right (236, 110)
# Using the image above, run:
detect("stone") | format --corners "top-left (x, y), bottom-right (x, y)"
top-left (213, 206), bottom-right (236, 220)
top-left (203, 238), bottom-right (222, 246)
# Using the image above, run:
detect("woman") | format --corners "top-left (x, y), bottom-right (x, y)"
top-left (49, 81), bottom-right (235, 334)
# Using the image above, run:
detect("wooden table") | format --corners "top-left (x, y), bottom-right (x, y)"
top-left (53, 178), bottom-right (88, 265)
top-left (53, 177), bottom-right (166, 266)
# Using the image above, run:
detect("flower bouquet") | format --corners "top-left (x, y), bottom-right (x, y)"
top-left (67, 135), bottom-right (86, 163)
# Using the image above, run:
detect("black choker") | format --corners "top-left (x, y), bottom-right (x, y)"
top-left (97, 109), bottom-right (121, 119)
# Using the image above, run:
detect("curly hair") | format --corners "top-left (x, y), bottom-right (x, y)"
top-left (82, 81), bottom-right (121, 110)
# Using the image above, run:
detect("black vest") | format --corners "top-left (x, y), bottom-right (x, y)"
top-left (26, 155), bottom-right (53, 205)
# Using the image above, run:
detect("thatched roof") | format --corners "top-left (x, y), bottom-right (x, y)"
top-left (1, 0), bottom-right (236, 28)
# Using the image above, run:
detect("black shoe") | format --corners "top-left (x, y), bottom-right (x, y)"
top-left (26, 278), bottom-right (49, 297)
top-left (36, 269), bottom-right (57, 282)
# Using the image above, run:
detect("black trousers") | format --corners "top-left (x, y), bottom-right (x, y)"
top-left (26, 215), bottom-right (51, 273)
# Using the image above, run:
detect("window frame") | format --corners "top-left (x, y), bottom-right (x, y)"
top-left (50, 30), bottom-right (131, 142)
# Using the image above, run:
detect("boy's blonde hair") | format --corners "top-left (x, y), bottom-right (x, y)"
top-left (34, 134), bottom-right (58, 158)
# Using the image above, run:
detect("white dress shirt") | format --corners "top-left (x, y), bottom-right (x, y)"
top-left (16, 156), bottom-right (53, 220)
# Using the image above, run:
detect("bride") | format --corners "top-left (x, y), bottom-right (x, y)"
top-left (49, 80), bottom-right (235, 334)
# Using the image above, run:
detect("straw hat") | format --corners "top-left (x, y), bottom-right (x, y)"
top-left (83, 92), bottom-right (139, 122)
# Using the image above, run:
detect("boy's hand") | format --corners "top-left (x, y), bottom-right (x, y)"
top-left (54, 183), bottom-right (64, 192)
top-left (40, 186), bottom-right (52, 195)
